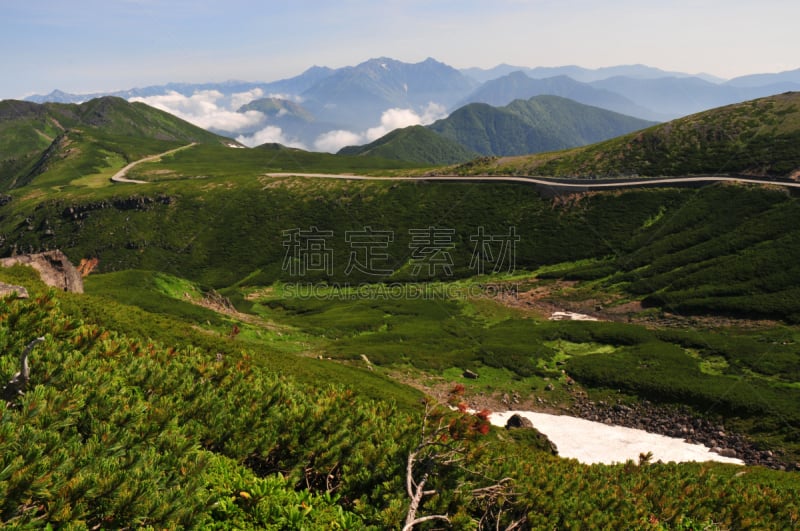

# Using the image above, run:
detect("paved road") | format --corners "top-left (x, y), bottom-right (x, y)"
top-left (110, 142), bottom-right (197, 184)
top-left (110, 155), bottom-right (800, 191)
top-left (265, 172), bottom-right (800, 191)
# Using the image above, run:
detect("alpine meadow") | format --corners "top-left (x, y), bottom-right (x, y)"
top-left (3, 38), bottom-right (800, 530)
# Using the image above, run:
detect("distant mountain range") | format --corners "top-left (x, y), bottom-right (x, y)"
top-left (459, 63), bottom-right (728, 84)
top-left (458, 72), bottom-right (659, 120)
top-left (19, 57), bottom-right (800, 152)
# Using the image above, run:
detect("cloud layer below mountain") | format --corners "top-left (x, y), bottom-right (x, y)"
top-left (130, 89), bottom-right (309, 148)
top-left (131, 90), bottom-right (447, 152)
top-left (130, 90), bottom-right (264, 132)
top-left (314, 103), bottom-right (447, 152)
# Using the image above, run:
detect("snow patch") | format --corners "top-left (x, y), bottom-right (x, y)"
top-left (550, 311), bottom-right (598, 321)
top-left (489, 410), bottom-right (744, 466)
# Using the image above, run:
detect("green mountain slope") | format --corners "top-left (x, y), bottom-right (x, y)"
top-left (428, 95), bottom-right (655, 157)
top-left (542, 184), bottom-right (800, 322)
top-left (0, 176), bottom-right (660, 287)
top-left (337, 125), bottom-right (478, 164)
top-left (465, 92), bottom-right (800, 177)
top-left (0, 96), bottom-right (235, 190)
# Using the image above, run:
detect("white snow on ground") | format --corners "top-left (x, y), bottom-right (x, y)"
top-left (489, 410), bottom-right (744, 465)
top-left (550, 311), bottom-right (599, 321)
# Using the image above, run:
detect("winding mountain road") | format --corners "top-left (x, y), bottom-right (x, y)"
top-left (110, 142), bottom-right (197, 184)
top-left (265, 172), bottom-right (800, 191)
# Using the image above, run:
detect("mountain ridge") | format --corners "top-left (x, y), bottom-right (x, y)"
top-left (0, 96), bottom-right (236, 190)
top-left (429, 95), bottom-right (655, 157)
top-left (337, 125), bottom-right (478, 164)
top-left (455, 92), bottom-right (800, 178)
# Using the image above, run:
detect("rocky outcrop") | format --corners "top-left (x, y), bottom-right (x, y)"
top-left (61, 195), bottom-right (174, 220)
top-left (0, 282), bottom-right (29, 298)
top-left (0, 250), bottom-right (83, 293)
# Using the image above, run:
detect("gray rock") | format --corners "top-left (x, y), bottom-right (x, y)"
top-left (0, 250), bottom-right (83, 293)
top-left (0, 282), bottom-right (29, 299)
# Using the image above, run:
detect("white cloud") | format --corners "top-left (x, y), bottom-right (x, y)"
top-left (266, 92), bottom-right (304, 104)
top-left (129, 90), bottom-right (449, 154)
top-left (314, 129), bottom-right (363, 153)
top-left (314, 103), bottom-right (448, 153)
top-left (420, 102), bottom-right (448, 124)
top-left (236, 126), bottom-right (307, 150)
top-left (365, 108), bottom-right (420, 142)
top-left (229, 88), bottom-right (264, 111)
top-left (130, 89), bottom-right (265, 133)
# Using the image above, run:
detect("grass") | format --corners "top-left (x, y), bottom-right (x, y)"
top-left (6, 94), bottom-right (800, 527)
top-left (75, 270), bottom-right (423, 410)
top-left (544, 340), bottom-right (617, 357)
top-left (127, 143), bottom-right (424, 182)
top-left (67, 149), bottom-right (127, 188)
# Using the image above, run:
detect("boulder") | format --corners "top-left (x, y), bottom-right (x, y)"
top-left (505, 414), bottom-right (534, 429)
top-left (0, 250), bottom-right (83, 293)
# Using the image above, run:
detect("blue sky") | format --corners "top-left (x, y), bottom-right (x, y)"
top-left (2, 0), bottom-right (799, 99)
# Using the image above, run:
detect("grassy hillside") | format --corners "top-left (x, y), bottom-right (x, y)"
top-left (0, 97), bottom-right (235, 190)
top-left (428, 95), bottom-right (655, 157)
top-left (5, 142), bottom-right (800, 324)
top-left (0, 174), bottom-right (679, 288)
top-left (456, 92), bottom-right (800, 177)
top-left (337, 125), bottom-right (478, 164)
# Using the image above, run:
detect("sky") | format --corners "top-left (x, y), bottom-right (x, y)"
top-left (2, 0), bottom-right (800, 101)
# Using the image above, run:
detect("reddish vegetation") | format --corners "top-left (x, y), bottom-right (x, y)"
top-left (77, 257), bottom-right (100, 277)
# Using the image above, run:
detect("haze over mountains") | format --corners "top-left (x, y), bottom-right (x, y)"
top-left (21, 57), bottom-right (800, 154)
